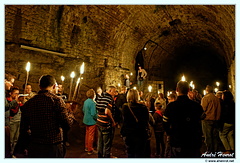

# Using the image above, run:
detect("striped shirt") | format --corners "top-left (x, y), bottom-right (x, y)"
top-left (96, 92), bottom-right (113, 127)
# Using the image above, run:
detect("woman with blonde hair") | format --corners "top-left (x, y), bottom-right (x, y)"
top-left (120, 89), bottom-right (149, 158)
top-left (155, 93), bottom-right (166, 110)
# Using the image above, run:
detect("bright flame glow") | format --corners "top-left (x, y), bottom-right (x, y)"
top-left (216, 82), bottom-right (220, 87)
top-left (130, 72), bottom-right (133, 76)
top-left (190, 81), bottom-right (193, 85)
top-left (61, 76), bottom-right (65, 81)
top-left (229, 85), bottom-right (232, 89)
top-left (181, 75), bottom-right (186, 81)
top-left (214, 88), bottom-right (218, 93)
top-left (26, 62), bottom-right (30, 72)
top-left (190, 81), bottom-right (193, 87)
top-left (76, 77), bottom-right (80, 84)
top-left (203, 90), bottom-right (206, 95)
top-left (133, 87), bottom-right (137, 90)
top-left (70, 71), bottom-right (75, 78)
top-left (80, 62), bottom-right (85, 74)
top-left (148, 85), bottom-right (152, 92)
top-left (192, 84), bottom-right (195, 90)
top-left (118, 83), bottom-right (121, 87)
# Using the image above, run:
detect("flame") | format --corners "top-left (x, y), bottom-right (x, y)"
top-left (80, 62), bottom-right (85, 74)
top-left (61, 76), bottom-right (65, 81)
top-left (181, 75), bottom-right (186, 81)
top-left (70, 71), bottom-right (75, 78)
top-left (203, 90), bottom-right (206, 95)
top-left (190, 81), bottom-right (193, 86)
top-left (192, 84), bottom-right (195, 90)
top-left (26, 62), bottom-right (30, 72)
top-left (148, 85), bottom-right (152, 92)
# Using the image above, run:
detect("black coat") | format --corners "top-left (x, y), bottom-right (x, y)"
top-left (163, 95), bottom-right (204, 148)
top-left (121, 103), bottom-right (149, 138)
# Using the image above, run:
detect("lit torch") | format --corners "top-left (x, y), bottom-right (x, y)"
top-left (61, 75), bottom-right (65, 94)
top-left (69, 71), bottom-right (75, 101)
top-left (181, 75), bottom-right (186, 81)
top-left (24, 62), bottom-right (31, 94)
top-left (75, 62), bottom-right (85, 100)
top-left (73, 77), bottom-right (80, 100)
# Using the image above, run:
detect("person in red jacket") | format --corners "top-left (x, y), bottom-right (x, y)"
top-left (7, 87), bottom-right (23, 156)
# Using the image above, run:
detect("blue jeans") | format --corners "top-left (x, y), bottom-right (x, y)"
top-left (202, 120), bottom-right (220, 152)
top-left (10, 121), bottom-right (20, 154)
top-left (137, 80), bottom-right (144, 91)
top-left (219, 123), bottom-right (234, 151)
top-left (97, 126), bottom-right (113, 158)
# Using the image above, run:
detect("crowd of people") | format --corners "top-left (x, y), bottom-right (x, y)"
top-left (5, 72), bottom-right (235, 158)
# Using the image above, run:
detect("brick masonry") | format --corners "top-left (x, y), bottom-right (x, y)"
top-left (5, 5), bottom-right (235, 109)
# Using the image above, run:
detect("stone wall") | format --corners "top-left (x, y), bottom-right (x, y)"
top-left (5, 5), bottom-right (138, 103)
top-left (5, 5), bottom-right (235, 100)
top-left (228, 56), bottom-right (235, 98)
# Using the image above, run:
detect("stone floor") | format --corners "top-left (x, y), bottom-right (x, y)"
top-left (65, 122), bottom-right (132, 158)
top-left (64, 121), bottom-right (208, 158)
top-left (14, 120), bottom-right (228, 159)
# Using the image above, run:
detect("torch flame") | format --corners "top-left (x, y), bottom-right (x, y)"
top-left (80, 62), bottom-right (85, 74)
top-left (70, 71), bottom-right (75, 78)
top-left (148, 85), bottom-right (152, 92)
top-left (26, 62), bottom-right (30, 72)
top-left (203, 90), bottom-right (206, 95)
top-left (181, 75), bottom-right (186, 81)
top-left (192, 84), bottom-right (195, 90)
top-left (61, 76), bottom-right (65, 81)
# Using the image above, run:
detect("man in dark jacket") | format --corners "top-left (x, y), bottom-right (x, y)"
top-left (20, 75), bottom-right (74, 158)
top-left (163, 81), bottom-right (204, 158)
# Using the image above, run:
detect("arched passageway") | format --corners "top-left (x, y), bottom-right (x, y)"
top-left (4, 4), bottom-right (235, 159)
top-left (5, 5), bottom-right (235, 97)
top-left (160, 44), bottom-right (228, 92)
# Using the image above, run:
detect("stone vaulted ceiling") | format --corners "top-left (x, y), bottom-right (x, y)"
top-left (5, 5), bottom-right (235, 93)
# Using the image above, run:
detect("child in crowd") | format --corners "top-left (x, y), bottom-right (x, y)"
top-left (153, 102), bottom-right (165, 158)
